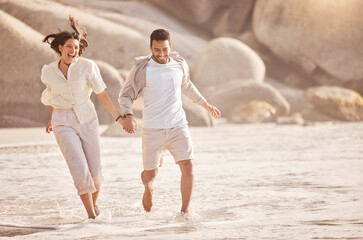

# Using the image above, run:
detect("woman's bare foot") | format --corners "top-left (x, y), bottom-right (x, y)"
top-left (94, 205), bottom-right (100, 216)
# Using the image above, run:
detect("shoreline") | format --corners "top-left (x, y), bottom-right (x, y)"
top-left (0, 125), bottom-right (110, 146)
top-left (0, 121), bottom-right (359, 147)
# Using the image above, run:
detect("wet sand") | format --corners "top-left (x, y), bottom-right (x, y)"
top-left (0, 122), bottom-right (362, 239)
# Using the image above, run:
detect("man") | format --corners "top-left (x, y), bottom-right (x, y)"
top-left (119, 29), bottom-right (221, 214)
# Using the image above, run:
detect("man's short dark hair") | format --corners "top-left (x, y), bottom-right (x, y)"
top-left (150, 29), bottom-right (170, 46)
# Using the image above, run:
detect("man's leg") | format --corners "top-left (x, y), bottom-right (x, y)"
top-left (141, 168), bottom-right (158, 212)
top-left (178, 160), bottom-right (194, 214)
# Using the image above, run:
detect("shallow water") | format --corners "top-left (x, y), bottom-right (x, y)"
top-left (0, 123), bottom-right (363, 239)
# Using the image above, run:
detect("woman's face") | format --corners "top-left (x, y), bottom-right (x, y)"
top-left (59, 38), bottom-right (79, 65)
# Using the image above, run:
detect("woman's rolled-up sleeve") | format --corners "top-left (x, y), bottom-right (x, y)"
top-left (90, 61), bottom-right (107, 94)
top-left (40, 66), bottom-right (52, 106)
top-left (40, 85), bottom-right (52, 106)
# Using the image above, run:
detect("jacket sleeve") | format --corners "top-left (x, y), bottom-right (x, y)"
top-left (181, 62), bottom-right (207, 105)
top-left (118, 65), bottom-right (138, 116)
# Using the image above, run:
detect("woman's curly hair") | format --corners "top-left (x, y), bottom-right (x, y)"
top-left (43, 16), bottom-right (88, 56)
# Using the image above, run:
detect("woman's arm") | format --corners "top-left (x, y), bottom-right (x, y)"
top-left (46, 106), bottom-right (54, 133)
top-left (96, 91), bottom-right (124, 126)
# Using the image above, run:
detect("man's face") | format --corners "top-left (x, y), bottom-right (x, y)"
top-left (150, 40), bottom-right (171, 64)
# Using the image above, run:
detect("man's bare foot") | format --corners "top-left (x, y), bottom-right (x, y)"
top-left (94, 205), bottom-right (100, 216)
top-left (142, 187), bottom-right (153, 212)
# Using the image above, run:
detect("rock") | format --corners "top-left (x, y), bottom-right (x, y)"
top-left (54, 0), bottom-right (207, 66)
top-left (101, 117), bottom-right (142, 137)
top-left (0, 10), bottom-right (56, 127)
top-left (301, 108), bottom-right (338, 122)
top-left (276, 113), bottom-right (305, 125)
top-left (253, 0), bottom-right (363, 83)
top-left (192, 37), bottom-right (265, 91)
top-left (265, 77), bottom-right (312, 114)
top-left (205, 80), bottom-right (290, 117)
top-left (228, 101), bottom-right (276, 124)
top-left (0, 0), bottom-right (149, 70)
top-left (148, 0), bottom-right (255, 37)
top-left (305, 86), bottom-right (363, 121)
top-left (91, 60), bottom-right (124, 124)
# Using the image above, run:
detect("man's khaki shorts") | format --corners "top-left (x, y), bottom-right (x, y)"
top-left (142, 125), bottom-right (194, 170)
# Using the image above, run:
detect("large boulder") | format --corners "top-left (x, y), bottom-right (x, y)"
top-left (265, 77), bottom-right (312, 114)
top-left (253, 0), bottom-right (363, 84)
top-left (148, 0), bottom-right (255, 37)
top-left (205, 80), bottom-right (290, 118)
top-left (305, 86), bottom-right (363, 121)
top-left (53, 0), bottom-right (207, 66)
top-left (0, 10), bottom-right (56, 127)
top-left (91, 60), bottom-right (124, 124)
top-left (192, 37), bottom-right (265, 91)
top-left (0, 0), bottom-right (149, 70)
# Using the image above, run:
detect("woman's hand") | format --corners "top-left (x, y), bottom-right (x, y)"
top-left (116, 116), bottom-right (124, 127)
top-left (46, 120), bottom-right (52, 133)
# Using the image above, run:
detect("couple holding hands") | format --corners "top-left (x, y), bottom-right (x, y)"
top-left (41, 16), bottom-right (220, 219)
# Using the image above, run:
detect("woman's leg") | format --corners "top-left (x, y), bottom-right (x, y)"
top-left (78, 118), bottom-right (103, 215)
top-left (92, 191), bottom-right (100, 216)
top-left (53, 124), bottom-right (98, 218)
top-left (80, 193), bottom-right (97, 219)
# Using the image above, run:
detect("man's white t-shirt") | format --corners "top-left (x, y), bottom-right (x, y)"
top-left (143, 57), bottom-right (187, 129)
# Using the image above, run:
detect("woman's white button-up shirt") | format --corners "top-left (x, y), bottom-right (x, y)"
top-left (40, 58), bottom-right (106, 124)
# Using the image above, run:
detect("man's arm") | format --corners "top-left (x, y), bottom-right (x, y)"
top-left (179, 60), bottom-right (221, 118)
top-left (118, 66), bottom-right (140, 133)
top-left (203, 102), bottom-right (221, 119)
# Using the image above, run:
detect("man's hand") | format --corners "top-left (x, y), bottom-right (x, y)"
top-left (123, 114), bottom-right (137, 134)
top-left (203, 103), bottom-right (221, 118)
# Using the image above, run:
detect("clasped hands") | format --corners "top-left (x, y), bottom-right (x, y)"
top-left (119, 114), bottom-right (137, 134)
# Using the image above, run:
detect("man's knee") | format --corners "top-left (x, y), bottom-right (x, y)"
top-left (142, 168), bottom-right (158, 181)
top-left (179, 160), bottom-right (193, 176)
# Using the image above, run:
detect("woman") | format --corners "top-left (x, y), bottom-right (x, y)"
top-left (40, 16), bottom-right (124, 219)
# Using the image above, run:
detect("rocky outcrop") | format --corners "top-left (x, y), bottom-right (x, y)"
top-left (265, 77), bottom-right (312, 114)
top-left (148, 0), bottom-right (255, 37)
top-left (54, 0), bottom-right (207, 66)
top-left (205, 80), bottom-right (290, 118)
top-left (192, 37), bottom-right (265, 91)
top-left (0, 0), bottom-right (149, 70)
top-left (0, 10), bottom-right (56, 127)
top-left (305, 86), bottom-right (363, 121)
top-left (253, 0), bottom-right (363, 84)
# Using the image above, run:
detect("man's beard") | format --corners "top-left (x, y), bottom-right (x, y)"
top-left (152, 54), bottom-right (169, 64)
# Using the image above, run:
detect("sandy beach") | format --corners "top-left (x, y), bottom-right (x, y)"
top-left (0, 122), bottom-right (363, 239)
